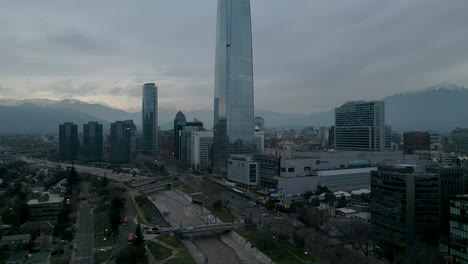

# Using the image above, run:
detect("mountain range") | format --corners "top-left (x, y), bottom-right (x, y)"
top-left (0, 83), bottom-right (467, 133)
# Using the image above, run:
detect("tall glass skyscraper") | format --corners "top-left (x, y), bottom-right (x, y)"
top-left (142, 83), bottom-right (158, 154)
top-left (213, 0), bottom-right (255, 174)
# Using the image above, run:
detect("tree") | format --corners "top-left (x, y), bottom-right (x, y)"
top-left (335, 219), bottom-right (372, 256)
top-left (1, 208), bottom-right (19, 227)
top-left (115, 244), bottom-right (147, 264)
top-left (303, 191), bottom-right (314, 200)
top-left (213, 199), bottom-right (223, 210)
top-left (336, 196), bottom-right (347, 208)
top-left (315, 185), bottom-right (331, 195)
top-left (265, 199), bottom-right (276, 210)
top-left (108, 197), bottom-right (124, 232)
top-left (134, 223), bottom-right (144, 246)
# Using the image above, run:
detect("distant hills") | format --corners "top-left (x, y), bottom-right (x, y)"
top-left (0, 83), bottom-right (467, 133)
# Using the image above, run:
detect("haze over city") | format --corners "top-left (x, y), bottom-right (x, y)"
top-left (2, 1), bottom-right (468, 264)
top-left (1, 0), bottom-right (468, 113)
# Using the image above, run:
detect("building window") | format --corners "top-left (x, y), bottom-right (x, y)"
top-left (288, 168), bottom-right (295, 173)
top-left (304, 167), bottom-right (311, 172)
top-left (250, 164), bottom-right (257, 183)
top-left (281, 167), bottom-right (286, 172)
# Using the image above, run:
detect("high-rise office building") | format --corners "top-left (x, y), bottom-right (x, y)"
top-left (111, 120), bottom-right (136, 163)
top-left (335, 101), bottom-right (385, 151)
top-left (452, 128), bottom-right (468, 153)
top-left (449, 195), bottom-right (468, 264)
top-left (426, 166), bottom-right (467, 244)
top-left (213, 0), bottom-right (255, 174)
top-left (83, 122), bottom-right (103, 162)
top-left (190, 131), bottom-right (214, 171)
top-left (174, 111), bottom-right (187, 160)
top-left (59, 122), bottom-right (79, 161)
top-left (371, 165), bottom-right (439, 261)
top-left (142, 83), bottom-right (158, 155)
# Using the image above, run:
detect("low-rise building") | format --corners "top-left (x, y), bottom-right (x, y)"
top-left (227, 155), bottom-right (259, 187)
top-left (27, 192), bottom-right (64, 221)
top-left (0, 234), bottom-right (31, 251)
top-left (6, 252), bottom-right (51, 264)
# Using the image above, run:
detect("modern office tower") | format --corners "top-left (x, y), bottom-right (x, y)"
top-left (403, 131), bottom-right (431, 154)
top-left (452, 128), bottom-right (468, 153)
top-left (110, 120), bottom-right (136, 163)
top-left (427, 166), bottom-right (467, 244)
top-left (371, 165), bottom-right (439, 261)
top-left (181, 121), bottom-right (203, 161)
top-left (83, 122), bottom-right (103, 162)
top-left (59, 122), bottom-right (79, 161)
top-left (385, 125), bottom-right (392, 150)
top-left (329, 126), bottom-right (335, 148)
top-left (142, 83), bottom-right (158, 155)
top-left (335, 101), bottom-right (385, 151)
top-left (254, 116), bottom-right (265, 131)
top-left (254, 131), bottom-right (264, 151)
top-left (174, 111), bottom-right (187, 160)
top-left (449, 195), bottom-right (468, 264)
top-left (213, 0), bottom-right (255, 175)
top-left (190, 131), bottom-right (213, 171)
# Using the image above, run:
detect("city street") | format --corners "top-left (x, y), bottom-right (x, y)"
top-left (108, 194), bottom-right (136, 263)
top-left (72, 201), bottom-right (94, 264)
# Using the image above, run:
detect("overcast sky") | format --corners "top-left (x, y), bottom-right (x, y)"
top-left (1, 0), bottom-right (468, 113)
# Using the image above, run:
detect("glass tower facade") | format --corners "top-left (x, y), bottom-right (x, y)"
top-left (83, 121), bottom-right (103, 162)
top-left (213, 0), bottom-right (255, 174)
top-left (335, 101), bottom-right (385, 151)
top-left (142, 83), bottom-right (158, 154)
top-left (59, 122), bottom-right (79, 161)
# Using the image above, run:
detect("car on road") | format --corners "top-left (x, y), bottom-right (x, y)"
top-left (127, 233), bottom-right (134, 245)
top-left (262, 213), bottom-right (269, 217)
top-left (123, 217), bottom-right (128, 226)
top-left (186, 226), bottom-right (194, 230)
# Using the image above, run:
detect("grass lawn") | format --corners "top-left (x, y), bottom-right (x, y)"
top-left (181, 183), bottom-right (199, 195)
top-left (236, 227), bottom-right (316, 263)
top-left (93, 247), bottom-right (114, 264)
top-left (94, 232), bottom-right (117, 248)
top-left (191, 194), bottom-right (233, 223)
top-left (147, 241), bottom-right (172, 261)
top-left (157, 235), bottom-right (196, 264)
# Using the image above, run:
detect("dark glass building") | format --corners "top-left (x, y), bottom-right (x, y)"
top-left (111, 120), bottom-right (136, 163)
top-left (173, 111), bottom-right (187, 160)
top-left (371, 165), bottom-right (439, 261)
top-left (59, 122), bottom-right (79, 161)
top-left (403, 131), bottom-right (431, 154)
top-left (426, 166), bottom-right (467, 244)
top-left (83, 122), bottom-right (103, 162)
top-left (452, 128), bottom-right (468, 153)
top-left (213, 0), bottom-right (255, 175)
top-left (142, 83), bottom-right (158, 155)
top-left (449, 195), bottom-right (468, 264)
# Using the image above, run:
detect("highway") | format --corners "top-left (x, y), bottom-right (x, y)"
top-left (72, 201), bottom-right (94, 264)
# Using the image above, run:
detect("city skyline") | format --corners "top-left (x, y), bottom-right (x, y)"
top-left (1, 1), bottom-right (468, 114)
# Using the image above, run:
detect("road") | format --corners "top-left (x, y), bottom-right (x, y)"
top-left (72, 201), bottom-right (94, 264)
top-left (107, 194), bottom-right (137, 263)
top-left (20, 157), bottom-right (141, 183)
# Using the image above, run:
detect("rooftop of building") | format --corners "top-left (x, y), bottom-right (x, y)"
top-left (27, 192), bottom-right (64, 205)
top-left (0, 234), bottom-right (30, 242)
top-left (7, 252), bottom-right (51, 264)
top-left (317, 167), bottom-right (377, 177)
top-left (335, 208), bottom-right (356, 214)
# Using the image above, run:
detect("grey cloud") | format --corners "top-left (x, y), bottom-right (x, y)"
top-left (0, 0), bottom-right (468, 114)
